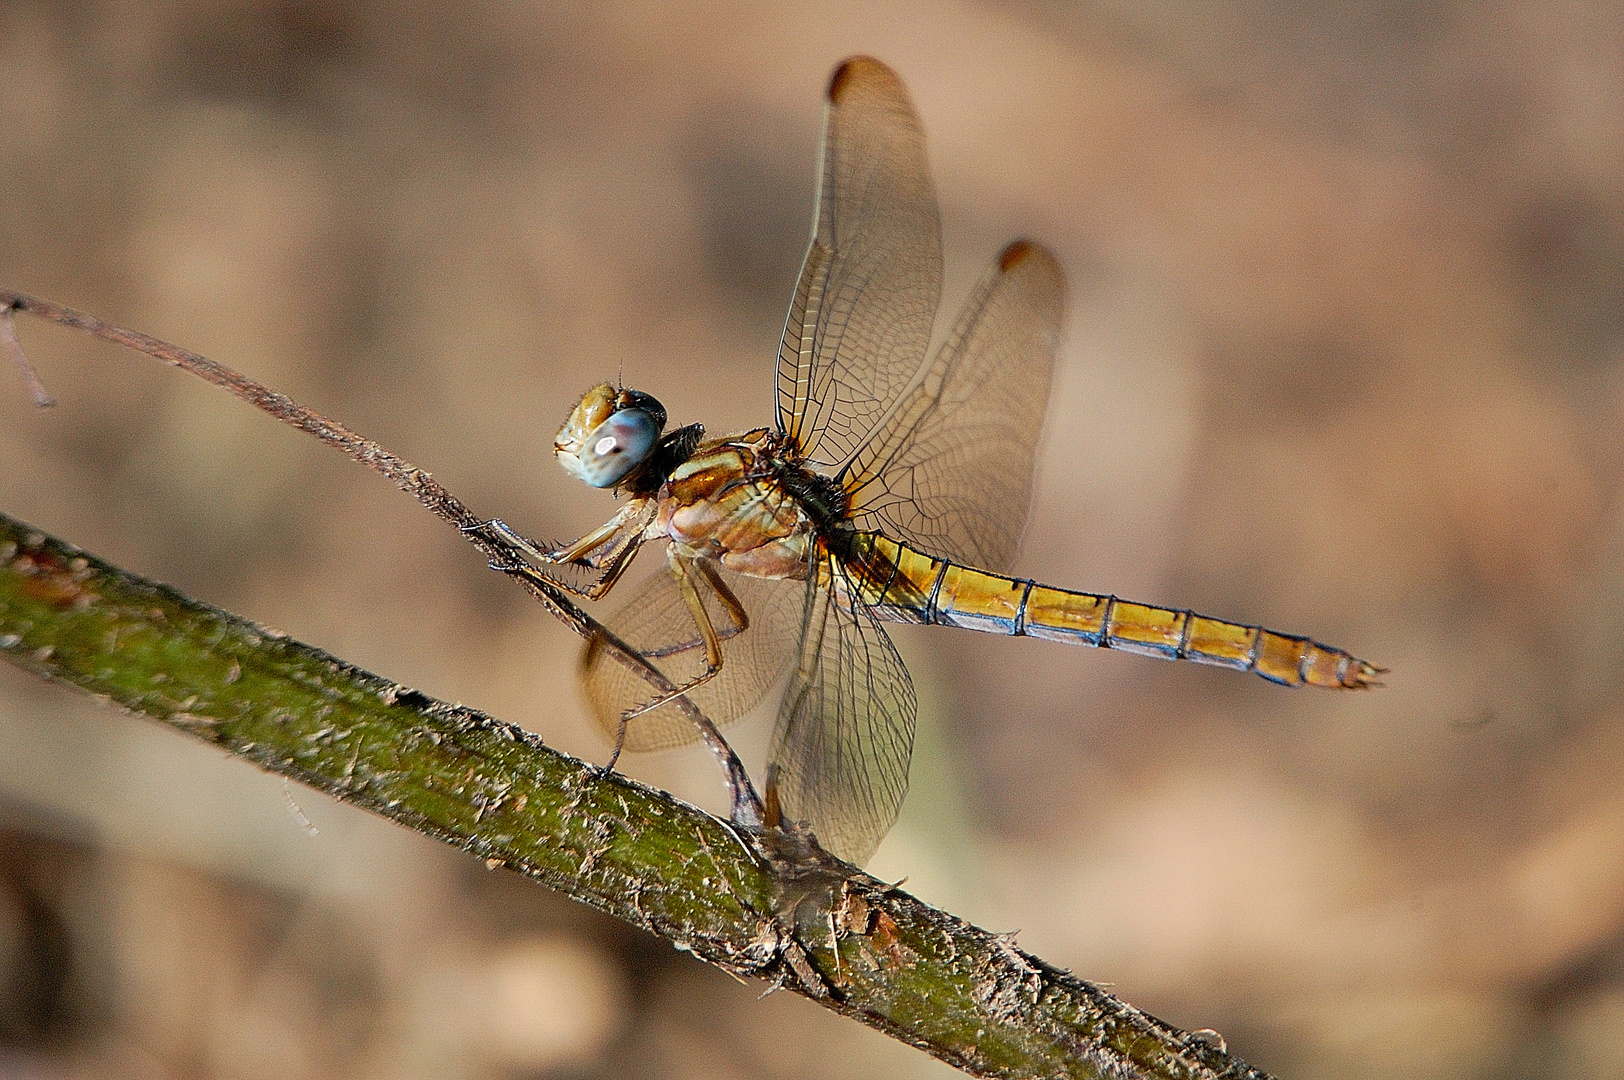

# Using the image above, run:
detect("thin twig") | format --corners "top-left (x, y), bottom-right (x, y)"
top-left (0, 289), bottom-right (762, 826)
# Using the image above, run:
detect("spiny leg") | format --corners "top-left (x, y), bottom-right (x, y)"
top-left (615, 554), bottom-right (745, 721)
top-left (579, 618), bottom-right (763, 827)
top-left (470, 503), bottom-right (648, 600)
top-left (593, 555), bottom-right (740, 775)
top-left (465, 498), bottom-right (645, 565)
top-left (492, 534), bottom-right (644, 607)
top-left (461, 517), bottom-right (553, 562)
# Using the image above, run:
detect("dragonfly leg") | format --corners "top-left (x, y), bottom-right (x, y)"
top-left (477, 503), bottom-right (650, 600)
top-left (491, 534), bottom-right (645, 602)
top-left (616, 554), bottom-right (745, 722)
top-left (580, 538), bottom-right (646, 599)
top-left (468, 502), bottom-right (642, 566)
top-left (601, 696), bottom-right (631, 774)
top-left (461, 517), bottom-right (553, 562)
top-left (763, 762), bottom-right (784, 830)
top-left (551, 508), bottom-right (645, 566)
top-left (583, 622), bottom-right (765, 833)
top-left (691, 556), bottom-right (750, 631)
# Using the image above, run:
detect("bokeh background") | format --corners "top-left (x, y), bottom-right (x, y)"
top-left (3, 1), bottom-right (1624, 1077)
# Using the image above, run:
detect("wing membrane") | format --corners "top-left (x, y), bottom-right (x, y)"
top-left (767, 551), bottom-right (917, 865)
top-left (776, 56), bottom-right (943, 468)
top-left (840, 241), bottom-right (1066, 570)
top-left (582, 559), bottom-right (805, 752)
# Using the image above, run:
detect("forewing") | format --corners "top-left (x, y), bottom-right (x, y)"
top-left (777, 56), bottom-right (943, 468)
top-left (840, 241), bottom-right (1066, 570)
top-left (767, 554), bottom-right (917, 866)
top-left (582, 558), bottom-right (805, 753)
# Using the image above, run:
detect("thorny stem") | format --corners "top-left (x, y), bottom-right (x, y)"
top-left (0, 512), bottom-right (1277, 1080)
top-left (0, 290), bottom-right (762, 828)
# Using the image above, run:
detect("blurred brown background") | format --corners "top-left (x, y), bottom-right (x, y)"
top-left (3, 1), bottom-right (1624, 1077)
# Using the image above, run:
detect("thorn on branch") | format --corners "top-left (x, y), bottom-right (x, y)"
top-left (2, 304), bottom-right (55, 408)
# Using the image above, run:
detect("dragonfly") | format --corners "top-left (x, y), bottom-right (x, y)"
top-left (475, 56), bottom-right (1381, 866)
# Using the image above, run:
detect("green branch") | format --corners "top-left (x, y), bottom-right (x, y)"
top-left (0, 511), bottom-right (1271, 1080)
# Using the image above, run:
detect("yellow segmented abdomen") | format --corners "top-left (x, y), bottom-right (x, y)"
top-left (841, 533), bottom-right (1382, 689)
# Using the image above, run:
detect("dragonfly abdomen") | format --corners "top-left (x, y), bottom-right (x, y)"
top-left (846, 533), bottom-right (1380, 689)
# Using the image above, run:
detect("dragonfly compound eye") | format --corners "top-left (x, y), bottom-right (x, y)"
top-left (555, 384), bottom-right (666, 487)
top-left (577, 408), bottom-right (661, 487)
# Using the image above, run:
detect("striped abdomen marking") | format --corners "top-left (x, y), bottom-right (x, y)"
top-left (843, 533), bottom-right (1381, 689)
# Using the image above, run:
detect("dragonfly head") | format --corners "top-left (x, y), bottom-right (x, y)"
top-left (555, 383), bottom-right (668, 489)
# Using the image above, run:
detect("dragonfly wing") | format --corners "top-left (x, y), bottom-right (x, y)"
top-left (582, 556), bottom-right (805, 752)
top-left (840, 240), bottom-right (1066, 570)
top-left (768, 554), bottom-right (917, 866)
top-left (777, 56), bottom-right (943, 468)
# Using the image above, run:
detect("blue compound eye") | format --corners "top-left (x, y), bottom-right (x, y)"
top-left (577, 408), bottom-right (660, 487)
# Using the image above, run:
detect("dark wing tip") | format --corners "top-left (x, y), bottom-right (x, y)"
top-left (999, 239), bottom-right (1037, 272)
top-left (828, 55), bottom-right (897, 104)
top-left (998, 238), bottom-right (1066, 287)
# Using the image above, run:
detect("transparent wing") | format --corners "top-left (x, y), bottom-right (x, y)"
top-left (777, 56), bottom-right (943, 468)
top-left (767, 552), bottom-right (917, 866)
top-left (581, 557), bottom-right (806, 752)
top-left (839, 241), bottom-right (1067, 570)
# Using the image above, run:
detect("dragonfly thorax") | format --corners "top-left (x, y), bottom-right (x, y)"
top-left (654, 428), bottom-right (837, 581)
top-left (778, 461), bottom-right (848, 528)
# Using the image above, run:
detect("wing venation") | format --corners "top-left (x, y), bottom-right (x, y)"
top-left (775, 56), bottom-right (943, 468)
top-left (766, 553), bottom-right (917, 865)
top-left (841, 240), bottom-right (1067, 570)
